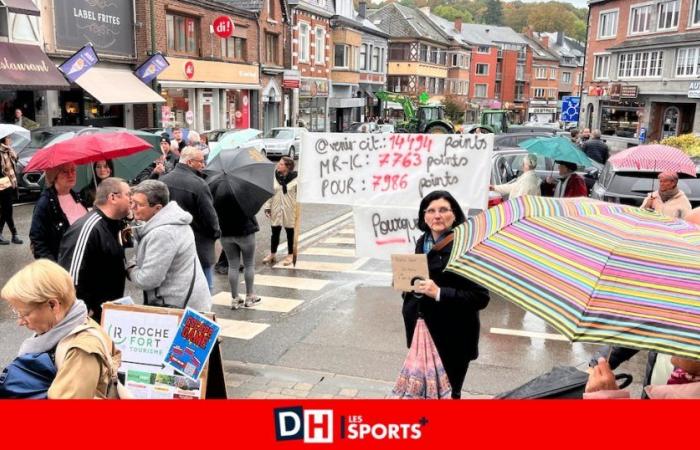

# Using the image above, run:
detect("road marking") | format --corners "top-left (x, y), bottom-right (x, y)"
top-left (217, 318), bottom-right (270, 340)
top-left (489, 327), bottom-right (568, 342)
top-left (346, 270), bottom-right (392, 278)
top-left (322, 236), bottom-right (355, 245)
top-left (302, 247), bottom-right (356, 257)
top-left (249, 274), bottom-right (329, 291)
top-left (212, 292), bottom-right (303, 313)
top-left (338, 228), bottom-right (354, 234)
top-left (297, 211), bottom-right (353, 245)
top-left (274, 260), bottom-right (357, 272)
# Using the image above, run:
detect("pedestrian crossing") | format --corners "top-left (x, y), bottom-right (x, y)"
top-left (212, 219), bottom-right (391, 342)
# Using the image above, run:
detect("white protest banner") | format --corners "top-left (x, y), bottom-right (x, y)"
top-left (353, 205), bottom-right (419, 259)
top-left (299, 133), bottom-right (493, 210)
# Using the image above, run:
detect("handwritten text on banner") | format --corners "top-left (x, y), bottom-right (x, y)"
top-left (299, 133), bottom-right (493, 209)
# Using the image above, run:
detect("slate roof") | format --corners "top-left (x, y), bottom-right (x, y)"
top-left (608, 31), bottom-right (700, 51)
top-left (219, 0), bottom-right (263, 11)
top-left (426, 14), bottom-right (479, 47)
top-left (520, 34), bottom-right (559, 61)
top-left (459, 23), bottom-right (528, 46)
top-left (368, 3), bottom-right (449, 43)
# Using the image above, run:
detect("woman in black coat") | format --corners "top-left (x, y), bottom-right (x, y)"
top-left (402, 190), bottom-right (490, 399)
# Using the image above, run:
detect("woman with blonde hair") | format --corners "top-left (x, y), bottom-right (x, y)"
top-left (29, 162), bottom-right (87, 260)
top-left (1, 259), bottom-right (117, 398)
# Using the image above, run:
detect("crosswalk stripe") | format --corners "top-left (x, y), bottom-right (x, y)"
top-left (301, 247), bottom-right (356, 257)
top-left (489, 327), bottom-right (568, 342)
top-left (274, 260), bottom-right (359, 272)
top-left (322, 236), bottom-right (355, 245)
top-left (249, 274), bottom-right (330, 291)
top-left (338, 228), bottom-right (354, 234)
top-left (212, 292), bottom-right (303, 313)
top-left (217, 318), bottom-right (270, 340)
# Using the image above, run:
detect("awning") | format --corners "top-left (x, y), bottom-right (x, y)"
top-left (75, 67), bottom-right (165, 104)
top-left (386, 101), bottom-right (404, 110)
top-left (0, 0), bottom-right (40, 16)
top-left (159, 80), bottom-right (261, 90)
top-left (328, 97), bottom-right (365, 108)
top-left (359, 87), bottom-right (376, 100)
top-left (0, 42), bottom-right (69, 90)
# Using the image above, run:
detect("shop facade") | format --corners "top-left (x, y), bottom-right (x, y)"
top-left (299, 77), bottom-right (329, 132)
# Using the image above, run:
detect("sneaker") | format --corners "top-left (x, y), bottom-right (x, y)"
top-left (230, 297), bottom-right (244, 310)
top-left (11, 235), bottom-right (23, 245)
top-left (244, 295), bottom-right (261, 307)
top-left (0, 235), bottom-right (8, 246)
top-left (262, 254), bottom-right (276, 265)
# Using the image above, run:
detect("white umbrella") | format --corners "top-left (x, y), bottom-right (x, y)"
top-left (0, 124), bottom-right (30, 151)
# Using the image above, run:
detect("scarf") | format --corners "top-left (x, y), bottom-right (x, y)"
top-left (276, 170), bottom-right (298, 194)
top-left (422, 231), bottom-right (449, 254)
top-left (659, 187), bottom-right (679, 203)
top-left (17, 300), bottom-right (88, 356)
top-left (667, 367), bottom-right (700, 385)
top-left (0, 144), bottom-right (17, 188)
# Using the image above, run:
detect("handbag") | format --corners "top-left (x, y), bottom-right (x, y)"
top-left (0, 352), bottom-right (57, 399)
top-left (0, 176), bottom-right (11, 191)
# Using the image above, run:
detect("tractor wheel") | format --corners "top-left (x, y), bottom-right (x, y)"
top-left (426, 124), bottom-right (450, 134)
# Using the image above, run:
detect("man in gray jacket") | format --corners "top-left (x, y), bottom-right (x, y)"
top-left (126, 180), bottom-right (211, 311)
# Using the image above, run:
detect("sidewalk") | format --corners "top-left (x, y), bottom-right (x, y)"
top-left (223, 360), bottom-right (493, 399)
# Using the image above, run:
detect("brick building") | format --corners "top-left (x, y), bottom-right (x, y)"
top-left (135, 0), bottom-right (261, 131)
top-left (583, 0), bottom-right (700, 142)
top-left (522, 33), bottom-right (560, 123)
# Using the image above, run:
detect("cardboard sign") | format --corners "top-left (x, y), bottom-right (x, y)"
top-left (353, 205), bottom-right (419, 259)
top-left (391, 254), bottom-right (429, 292)
top-left (101, 303), bottom-right (225, 399)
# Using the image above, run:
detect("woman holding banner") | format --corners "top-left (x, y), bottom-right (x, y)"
top-left (401, 191), bottom-right (490, 399)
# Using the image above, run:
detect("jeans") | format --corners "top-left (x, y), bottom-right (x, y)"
top-left (220, 234), bottom-right (256, 298)
top-left (270, 226), bottom-right (294, 254)
top-left (202, 265), bottom-right (213, 293)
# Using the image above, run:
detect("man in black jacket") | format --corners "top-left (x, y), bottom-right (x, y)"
top-left (581, 129), bottom-right (610, 165)
top-left (132, 137), bottom-right (178, 184)
top-left (58, 178), bottom-right (132, 321)
top-left (161, 147), bottom-right (220, 292)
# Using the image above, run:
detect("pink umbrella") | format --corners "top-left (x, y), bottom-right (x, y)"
top-left (391, 319), bottom-right (452, 399)
top-left (609, 144), bottom-right (697, 177)
top-left (25, 132), bottom-right (152, 172)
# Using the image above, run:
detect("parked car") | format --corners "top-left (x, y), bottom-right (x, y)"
top-left (209, 128), bottom-right (265, 157)
top-left (201, 129), bottom-right (230, 143)
top-left (258, 127), bottom-right (304, 159)
top-left (345, 122), bottom-right (395, 134)
top-left (16, 126), bottom-right (107, 195)
top-left (489, 147), bottom-right (602, 207)
top-left (590, 157), bottom-right (700, 208)
top-left (493, 131), bottom-right (568, 150)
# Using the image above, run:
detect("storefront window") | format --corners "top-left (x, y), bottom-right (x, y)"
top-left (161, 87), bottom-right (191, 127)
top-left (84, 94), bottom-right (124, 127)
top-left (299, 97), bottom-right (326, 132)
top-left (600, 100), bottom-right (644, 138)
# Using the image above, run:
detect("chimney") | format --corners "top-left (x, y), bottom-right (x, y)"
top-left (420, 6), bottom-right (431, 15)
top-left (556, 31), bottom-right (564, 45)
top-left (541, 36), bottom-right (549, 48)
top-left (455, 17), bottom-right (462, 33)
top-left (359, 0), bottom-right (367, 19)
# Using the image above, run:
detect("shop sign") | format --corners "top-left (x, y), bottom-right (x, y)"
top-left (588, 85), bottom-right (607, 97)
top-left (54, 0), bottom-right (135, 57)
top-left (213, 16), bottom-right (235, 39)
top-left (688, 81), bottom-right (700, 99)
top-left (185, 110), bottom-right (194, 125)
top-left (184, 61), bottom-right (195, 79)
top-left (57, 43), bottom-right (98, 83)
top-left (135, 53), bottom-right (170, 84)
top-left (300, 78), bottom-right (329, 97)
top-left (620, 85), bottom-right (638, 99)
top-left (529, 107), bottom-right (557, 114)
top-left (161, 105), bottom-right (172, 124)
top-left (283, 70), bottom-right (301, 89)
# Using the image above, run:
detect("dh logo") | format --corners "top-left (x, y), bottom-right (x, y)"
top-left (274, 407), bottom-right (333, 443)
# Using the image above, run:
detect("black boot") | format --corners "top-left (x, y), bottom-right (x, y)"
top-left (0, 235), bottom-right (8, 245)
top-left (11, 235), bottom-right (23, 244)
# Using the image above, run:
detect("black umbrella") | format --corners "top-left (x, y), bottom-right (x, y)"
top-left (204, 147), bottom-right (275, 214)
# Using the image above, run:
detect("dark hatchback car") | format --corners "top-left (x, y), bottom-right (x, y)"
top-left (590, 157), bottom-right (700, 208)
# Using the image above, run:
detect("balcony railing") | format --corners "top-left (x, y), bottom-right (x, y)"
top-left (515, 73), bottom-right (530, 82)
top-left (496, 72), bottom-right (502, 81)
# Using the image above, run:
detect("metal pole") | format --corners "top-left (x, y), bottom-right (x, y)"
top-left (578, 7), bottom-right (591, 129)
top-left (150, 0), bottom-right (159, 128)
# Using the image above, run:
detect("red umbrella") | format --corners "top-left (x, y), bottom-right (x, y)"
top-left (391, 319), bottom-right (452, 399)
top-left (609, 144), bottom-right (697, 177)
top-left (25, 132), bottom-right (153, 172)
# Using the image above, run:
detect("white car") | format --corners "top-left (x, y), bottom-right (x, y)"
top-left (259, 127), bottom-right (304, 159)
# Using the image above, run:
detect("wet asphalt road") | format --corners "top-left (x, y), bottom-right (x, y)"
top-left (0, 201), bottom-right (647, 397)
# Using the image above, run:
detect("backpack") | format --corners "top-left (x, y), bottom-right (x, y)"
top-left (55, 323), bottom-right (133, 399)
top-left (0, 352), bottom-right (57, 399)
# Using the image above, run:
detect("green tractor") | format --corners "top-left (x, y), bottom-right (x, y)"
top-left (376, 90), bottom-right (455, 134)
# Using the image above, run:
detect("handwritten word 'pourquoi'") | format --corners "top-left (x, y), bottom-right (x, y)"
top-left (371, 213), bottom-right (419, 245)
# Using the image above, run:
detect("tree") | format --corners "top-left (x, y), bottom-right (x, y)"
top-left (483, 0), bottom-right (503, 25)
top-left (433, 5), bottom-right (474, 22)
top-left (442, 95), bottom-right (467, 122)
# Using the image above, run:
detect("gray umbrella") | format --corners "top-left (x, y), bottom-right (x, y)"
top-left (204, 147), bottom-right (275, 214)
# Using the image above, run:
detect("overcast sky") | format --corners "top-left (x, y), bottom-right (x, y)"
top-left (505, 0), bottom-right (589, 9)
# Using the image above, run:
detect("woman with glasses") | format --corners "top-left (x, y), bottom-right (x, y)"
top-left (1, 259), bottom-right (117, 398)
top-left (29, 162), bottom-right (87, 261)
top-left (401, 191), bottom-right (490, 399)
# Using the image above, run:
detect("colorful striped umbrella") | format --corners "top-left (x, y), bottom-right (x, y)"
top-left (609, 144), bottom-right (697, 177)
top-left (446, 196), bottom-right (700, 360)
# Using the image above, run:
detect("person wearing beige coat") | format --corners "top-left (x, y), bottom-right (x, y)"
top-left (263, 157), bottom-right (298, 266)
top-left (490, 154), bottom-right (541, 199)
top-left (641, 172), bottom-right (692, 219)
